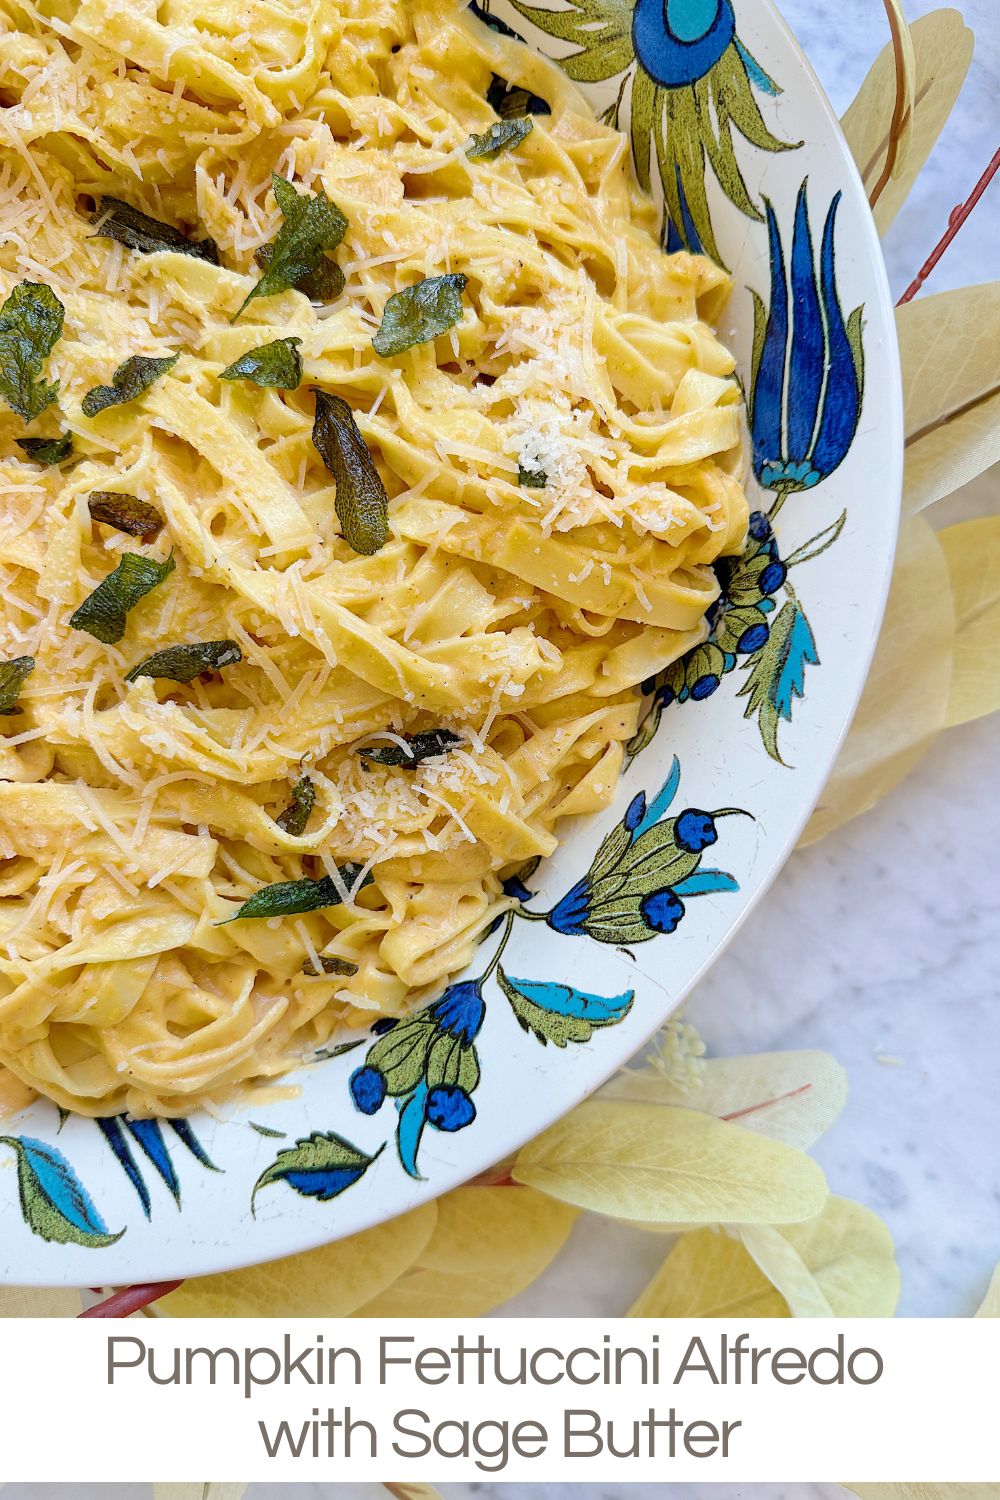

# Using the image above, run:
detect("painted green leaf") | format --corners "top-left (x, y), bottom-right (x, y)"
top-left (372, 273), bottom-right (468, 358)
top-left (737, 599), bottom-right (817, 761)
top-left (235, 174), bottom-right (348, 320)
top-left (251, 1132), bottom-right (383, 1211)
top-left (254, 242), bottom-right (346, 303)
top-left (69, 552), bottom-right (175, 644)
top-left (368, 1018), bottom-right (436, 1095)
top-left (311, 389), bottom-right (390, 555)
top-left (467, 117), bottom-right (533, 160)
top-left (91, 196), bottom-right (219, 262)
top-left (81, 353), bottom-right (179, 417)
top-left (0, 655), bottom-right (34, 715)
top-left (425, 1031), bottom-right (480, 1093)
top-left (221, 865), bottom-right (372, 922)
top-left (0, 281), bottom-right (64, 422)
top-left (358, 728), bottom-right (461, 768)
top-left (275, 775), bottom-right (315, 835)
top-left (498, 967), bottom-right (633, 1047)
top-left (486, 73), bottom-right (551, 119)
top-left (15, 433), bottom-right (72, 465)
top-left (87, 490), bottom-right (164, 540)
top-left (508, 0), bottom-right (635, 83)
top-left (218, 336), bottom-right (303, 389)
top-left (0, 1135), bottom-right (123, 1248)
top-left (124, 639), bottom-right (241, 683)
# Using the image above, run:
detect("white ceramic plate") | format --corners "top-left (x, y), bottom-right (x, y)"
top-left (0, 0), bottom-right (902, 1286)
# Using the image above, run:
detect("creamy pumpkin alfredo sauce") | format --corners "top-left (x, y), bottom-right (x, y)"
top-left (0, 0), bottom-right (748, 1117)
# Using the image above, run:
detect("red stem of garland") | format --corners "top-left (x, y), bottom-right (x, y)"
top-left (897, 145), bottom-right (1000, 305)
top-left (78, 1279), bottom-right (183, 1318)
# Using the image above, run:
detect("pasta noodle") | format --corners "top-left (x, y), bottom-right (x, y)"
top-left (0, 0), bottom-right (748, 1116)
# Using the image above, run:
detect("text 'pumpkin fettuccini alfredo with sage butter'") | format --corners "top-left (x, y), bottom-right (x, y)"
top-left (0, 0), bottom-right (748, 1116)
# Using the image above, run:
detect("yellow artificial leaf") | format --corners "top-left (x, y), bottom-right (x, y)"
top-left (939, 518), bottom-right (1000, 727)
top-left (845, 1488), bottom-right (998, 1500)
top-left (628, 1227), bottom-right (789, 1317)
top-left (802, 514), bottom-right (954, 844)
top-left (157, 1200), bottom-right (437, 1316)
top-left (154, 1488), bottom-right (247, 1500)
top-left (601, 1049), bottom-right (847, 1150)
top-left (512, 1100), bottom-right (828, 1225)
top-left (739, 1196), bottom-right (900, 1317)
top-left (899, 285), bottom-right (1000, 516)
top-left (0, 1286), bottom-right (82, 1317)
top-left (354, 1186), bottom-right (577, 1316)
top-left (975, 1263), bottom-right (1000, 1316)
top-left (841, 9), bottom-right (972, 232)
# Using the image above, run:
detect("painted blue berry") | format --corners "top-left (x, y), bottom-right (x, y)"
top-left (674, 808), bottom-right (718, 853)
top-left (656, 683), bottom-right (676, 708)
top-left (640, 888), bottom-right (686, 933)
top-left (690, 673), bottom-right (720, 700)
top-left (350, 1065), bottom-right (386, 1114)
top-left (624, 792), bottom-right (647, 833)
top-left (371, 1017), bottom-right (398, 1035)
top-left (426, 1084), bottom-right (476, 1132)
top-left (748, 510), bottom-right (771, 540)
top-left (759, 559), bottom-right (787, 595)
top-left (737, 622), bottom-right (769, 653)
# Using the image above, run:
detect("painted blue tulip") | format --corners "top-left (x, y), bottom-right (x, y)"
top-left (426, 1084), bottom-right (476, 1132)
top-left (349, 1065), bottom-right (387, 1115)
top-left (548, 877), bottom-right (590, 935)
top-left (428, 979), bottom-right (485, 1043)
top-left (633, 0), bottom-right (735, 87)
top-left (750, 184), bottom-right (863, 494)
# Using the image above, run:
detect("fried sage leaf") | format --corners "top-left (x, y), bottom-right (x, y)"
top-left (0, 656), bottom-right (34, 715)
top-left (124, 639), bottom-right (241, 683)
top-left (15, 433), bottom-right (72, 465)
top-left (235, 174), bottom-right (348, 321)
top-left (219, 336), bottom-right (303, 389)
top-left (518, 462), bottom-right (547, 487)
top-left (222, 865), bottom-right (373, 922)
top-left (91, 196), bottom-right (220, 262)
top-left (254, 242), bottom-right (346, 303)
top-left (0, 281), bottom-right (64, 422)
top-left (81, 353), bottom-right (179, 418)
top-left (372, 273), bottom-right (468, 358)
top-left (467, 116), bottom-right (534, 160)
top-left (88, 490), bottom-right (164, 540)
top-left (311, 389), bottom-right (389, 555)
top-left (486, 72), bottom-right (551, 118)
top-left (276, 775), bottom-right (315, 836)
top-left (358, 727), bottom-right (462, 767)
top-left (302, 954), bottom-right (359, 977)
top-left (70, 552), bottom-right (175, 644)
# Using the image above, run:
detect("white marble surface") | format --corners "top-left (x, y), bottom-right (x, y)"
top-left (493, 0), bottom-right (1000, 1325)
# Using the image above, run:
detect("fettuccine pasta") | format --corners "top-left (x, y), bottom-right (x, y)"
top-left (0, 0), bottom-right (747, 1116)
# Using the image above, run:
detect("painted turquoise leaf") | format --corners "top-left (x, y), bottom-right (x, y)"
top-left (737, 600), bottom-right (817, 760)
top-left (396, 1079), bottom-right (429, 1181)
top-left (1, 1135), bottom-right (122, 1248)
top-left (673, 868), bottom-right (740, 896)
top-left (497, 968), bottom-right (633, 1047)
top-left (251, 1132), bottom-right (383, 1212)
top-left (632, 754), bottom-right (681, 836)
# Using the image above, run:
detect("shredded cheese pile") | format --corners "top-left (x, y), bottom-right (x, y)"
top-left (0, 0), bottom-right (748, 1116)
